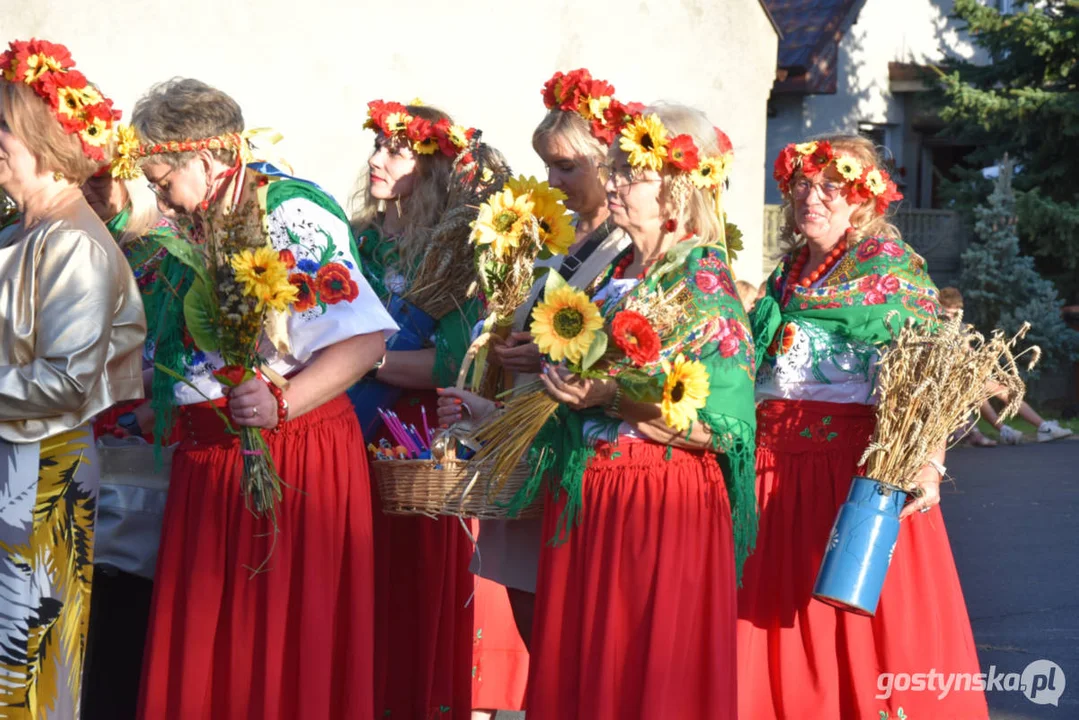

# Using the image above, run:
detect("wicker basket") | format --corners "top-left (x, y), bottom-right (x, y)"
top-left (371, 337), bottom-right (542, 519)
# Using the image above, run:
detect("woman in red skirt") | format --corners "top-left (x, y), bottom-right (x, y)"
top-left (130, 79), bottom-right (398, 720)
top-left (443, 103), bottom-right (758, 719)
top-left (739, 135), bottom-right (988, 718)
top-left (348, 100), bottom-right (527, 719)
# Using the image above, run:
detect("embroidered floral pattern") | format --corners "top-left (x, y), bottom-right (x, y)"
top-left (767, 322), bottom-right (797, 357)
top-left (856, 237), bottom-right (904, 263)
top-left (800, 415), bottom-right (838, 442)
top-left (858, 273), bottom-right (901, 305)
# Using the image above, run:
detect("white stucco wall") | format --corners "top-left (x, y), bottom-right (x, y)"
top-left (3, 0), bottom-right (778, 283)
top-left (764, 0), bottom-right (982, 205)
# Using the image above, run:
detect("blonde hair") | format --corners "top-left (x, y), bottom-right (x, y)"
top-left (351, 104), bottom-right (455, 280)
top-left (0, 79), bottom-right (107, 184)
top-left (778, 134), bottom-right (901, 250)
top-left (610, 102), bottom-right (728, 248)
top-left (532, 109), bottom-right (607, 167)
top-left (119, 179), bottom-right (166, 243)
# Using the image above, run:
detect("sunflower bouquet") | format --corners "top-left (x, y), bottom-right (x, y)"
top-left (154, 172), bottom-right (297, 546)
top-left (468, 245), bottom-right (718, 495)
top-left (467, 175), bottom-right (575, 397)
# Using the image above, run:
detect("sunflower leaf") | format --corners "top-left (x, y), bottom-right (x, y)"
top-left (542, 268), bottom-right (569, 297)
top-left (183, 278), bottom-right (220, 353)
top-left (155, 232), bottom-right (212, 289)
top-left (580, 330), bottom-right (608, 372)
top-left (619, 368), bottom-right (662, 402)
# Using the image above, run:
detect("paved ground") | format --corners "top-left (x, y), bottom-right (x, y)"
top-left (945, 436), bottom-right (1079, 719)
top-left (494, 436), bottom-right (1079, 720)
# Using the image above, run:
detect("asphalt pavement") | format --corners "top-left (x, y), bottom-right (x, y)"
top-left (494, 436), bottom-right (1079, 720)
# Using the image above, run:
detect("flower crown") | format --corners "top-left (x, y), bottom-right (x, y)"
top-left (773, 141), bottom-right (903, 215)
top-left (109, 127), bottom-right (286, 181)
top-left (363, 100), bottom-right (476, 158)
top-left (0, 38), bottom-right (120, 163)
top-left (540, 68), bottom-right (643, 145)
top-left (618, 111), bottom-right (734, 190)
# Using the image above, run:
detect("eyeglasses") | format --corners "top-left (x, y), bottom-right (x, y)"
top-left (792, 177), bottom-right (843, 201)
top-left (145, 166), bottom-right (176, 198)
top-left (602, 163), bottom-right (656, 187)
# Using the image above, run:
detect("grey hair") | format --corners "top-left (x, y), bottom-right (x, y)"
top-left (131, 78), bottom-right (244, 168)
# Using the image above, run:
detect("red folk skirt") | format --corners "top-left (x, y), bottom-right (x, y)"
top-left (370, 390), bottom-right (473, 718)
top-left (137, 394), bottom-right (373, 720)
top-left (737, 400), bottom-right (989, 719)
top-left (526, 439), bottom-right (737, 720)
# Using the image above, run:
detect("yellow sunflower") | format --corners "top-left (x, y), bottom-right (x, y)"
top-left (689, 156), bottom-right (726, 189)
top-left (660, 353), bottom-right (710, 432)
top-left (230, 246), bottom-right (296, 312)
top-left (447, 124), bottom-right (471, 149)
top-left (413, 137), bottom-right (439, 155)
top-left (578, 94), bottom-right (612, 122)
top-left (531, 285), bottom-right (605, 364)
top-left (619, 113), bottom-right (669, 172)
top-left (56, 84), bottom-right (103, 121)
top-left (834, 155), bottom-right (864, 182)
top-left (384, 111), bottom-right (411, 134)
top-left (507, 177), bottom-right (574, 256)
top-left (471, 188), bottom-right (535, 259)
top-left (864, 169), bottom-right (886, 195)
top-left (80, 115), bottom-right (113, 149)
top-left (795, 141), bottom-right (818, 155)
top-left (110, 125), bottom-right (142, 179)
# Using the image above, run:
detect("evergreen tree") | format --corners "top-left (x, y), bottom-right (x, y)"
top-left (939, 0), bottom-right (1079, 301)
top-left (959, 159), bottom-right (1079, 374)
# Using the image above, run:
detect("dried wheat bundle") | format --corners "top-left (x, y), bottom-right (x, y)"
top-left (860, 311), bottom-right (1040, 492)
top-left (405, 136), bottom-right (512, 318)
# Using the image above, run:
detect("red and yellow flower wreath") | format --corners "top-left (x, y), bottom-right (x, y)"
top-left (363, 99), bottom-right (477, 158)
top-left (0, 38), bottom-right (120, 163)
top-left (541, 68), bottom-right (643, 145)
top-left (773, 140), bottom-right (903, 215)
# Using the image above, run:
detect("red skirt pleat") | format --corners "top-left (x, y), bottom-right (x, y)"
top-left (137, 394), bottom-right (373, 720)
top-left (737, 400), bottom-right (989, 719)
top-left (371, 391), bottom-right (474, 718)
top-left (470, 537), bottom-right (529, 711)
top-left (526, 440), bottom-right (737, 720)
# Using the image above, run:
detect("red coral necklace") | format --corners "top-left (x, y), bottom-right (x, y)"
top-left (783, 230), bottom-right (849, 301)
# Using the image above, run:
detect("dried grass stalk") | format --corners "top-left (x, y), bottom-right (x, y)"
top-left (860, 311), bottom-right (1040, 492)
top-left (405, 137), bottom-right (512, 319)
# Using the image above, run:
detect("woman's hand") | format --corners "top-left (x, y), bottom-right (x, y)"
top-left (436, 387), bottom-right (496, 427)
top-left (539, 364), bottom-right (617, 411)
top-left (493, 331), bottom-right (543, 374)
top-left (226, 378), bottom-right (280, 429)
top-left (900, 462), bottom-right (943, 519)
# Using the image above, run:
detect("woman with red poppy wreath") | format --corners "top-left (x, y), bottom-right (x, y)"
top-left (445, 103), bottom-right (757, 719)
top-left (738, 134), bottom-right (987, 719)
top-left (126, 78), bottom-right (398, 720)
top-left (347, 100), bottom-right (528, 720)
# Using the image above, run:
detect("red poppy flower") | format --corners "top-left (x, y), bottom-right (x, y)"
top-left (612, 310), bottom-right (661, 367)
top-left (213, 364), bottom-right (252, 388)
top-left (290, 272), bottom-right (318, 312)
top-left (315, 263), bottom-right (359, 305)
top-left (874, 177), bottom-right (903, 214)
top-left (714, 127), bottom-right (733, 156)
top-left (767, 322), bottom-right (797, 357)
top-left (279, 249), bottom-right (296, 269)
top-left (773, 146), bottom-right (798, 192)
top-left (668, 134), bottom-right (700, 172)
top-left (407, 116), bottom-right (434, 144)
top-left (432, 118), bottom-right (457, 156)
top-left (542, 68), bottom-right (592, 110)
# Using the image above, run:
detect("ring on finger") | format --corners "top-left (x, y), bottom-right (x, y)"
top-left (919, 500), bottom-right (931, 513)
top-left (251, 407), bottom-right (259, 417)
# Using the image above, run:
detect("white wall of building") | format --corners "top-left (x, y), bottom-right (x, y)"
top-left (3, 0), bottom-right (778, 282)
top-left (764, 0), bottom-right (982, 205)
